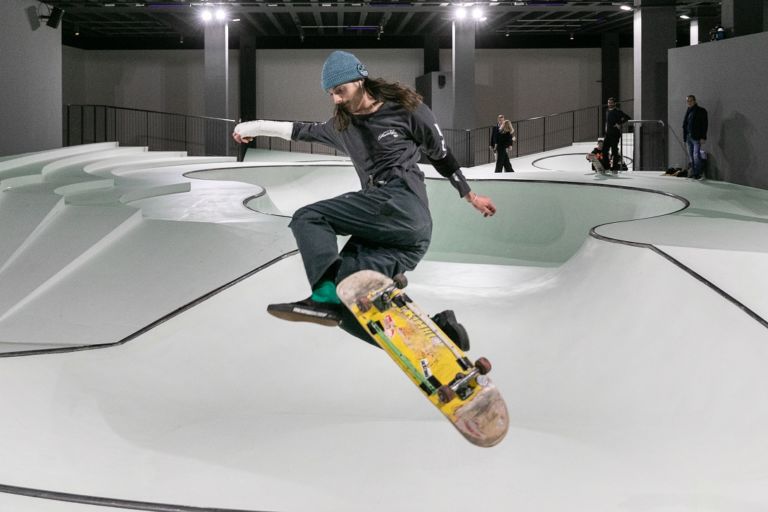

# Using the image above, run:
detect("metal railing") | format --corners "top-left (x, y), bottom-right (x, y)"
top-left (438, 99), bottom-right (634, 167)
top-left (65, 100), bottom-right (635, 167)
top-left (65, 105), bottom-right (239, 157)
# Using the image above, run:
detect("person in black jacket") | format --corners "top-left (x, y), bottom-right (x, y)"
top-left (683, 95), bottom-right (708, 179)
top-left (490, 114), bottom-right (505, 154)
top-left (494, 120), bottom-right (516, 173)
top-left (602, 98), bottom-right (629, 172)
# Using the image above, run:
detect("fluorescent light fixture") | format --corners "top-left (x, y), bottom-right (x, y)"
top-left (620, 4), bottom-right (632, 11)
top-left (679, 14), bottom-right (690, 20)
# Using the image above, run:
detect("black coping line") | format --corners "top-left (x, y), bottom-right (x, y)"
top-left (0, 483), bottom-right (272, 512)
top-left (590, 228), bottom-right (768, 330)
top-left (530, 153), bottom-right (634, 170)
top-left (0, 176), bottom-right (761, 512)
top-left (0, 250), bottom-right (298, 359)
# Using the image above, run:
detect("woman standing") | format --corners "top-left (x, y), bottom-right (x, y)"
top-left (494, 120), bottom-right (515, 173)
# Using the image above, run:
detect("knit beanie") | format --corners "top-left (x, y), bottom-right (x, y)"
top-left (321, 51), bottom-right (369, 91)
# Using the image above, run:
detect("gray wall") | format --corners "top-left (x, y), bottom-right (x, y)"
top-left (669, 31), bottom-right (768, 189)
top-left (63, 47), bottom-right (240, 119)
top-left (0, 0), bottom-right (62, 156)
top-left (63, 47), bottom-right (634, 128)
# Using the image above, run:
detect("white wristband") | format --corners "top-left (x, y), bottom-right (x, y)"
top-left (234, 120), bottom-right (293, 140)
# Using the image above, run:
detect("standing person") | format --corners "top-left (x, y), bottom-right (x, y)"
top-left (683, 95), bottom-right (708, 180)
top-left (490, 114), bottom-right (504, 154)
top-left (494, 120), bottom-right (516, 173)
top-left (232, 51), bottom-right (497, 350)
top-left (602, 98), bottom-right (629, 172)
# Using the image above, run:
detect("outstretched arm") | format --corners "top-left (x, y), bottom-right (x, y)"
top-left (232, 120), bottom-right (293, 144)
top-left (428, 151), bottom-right (496, 218)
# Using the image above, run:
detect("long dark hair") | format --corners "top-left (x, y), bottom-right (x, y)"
top-left (333, 77), bottom-right (423, 131)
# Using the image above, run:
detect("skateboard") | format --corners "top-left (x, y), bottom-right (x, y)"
top-left (337, 270), bottom-right (509, 447)
top-left (587, 154), bottom-right (609, 175)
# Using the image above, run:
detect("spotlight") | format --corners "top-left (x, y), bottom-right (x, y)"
top-left (569, 33), bottom-right (574, 40)
top-left (215, 8), bottom-right (226, 21)
top-left (75, 24), bottom-right (80, 36)
top-left (455, 6), bottom-right (467, 19)
top-left (39, 6), bottom-right (65, 28)
top-left (201, 9), bottom-right (213, 22)
top-left (472, 7), bottom-right (483, 20)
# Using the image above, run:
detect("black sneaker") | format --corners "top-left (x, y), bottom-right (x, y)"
top-left (431, 310), bottom-right (470, 352)
top-left (267, 297), bottom-right (342, 327)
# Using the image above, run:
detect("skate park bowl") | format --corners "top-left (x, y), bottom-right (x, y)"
top-left (1, 144), bottom-right (768, 512)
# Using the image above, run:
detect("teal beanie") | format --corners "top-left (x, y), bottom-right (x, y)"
top-left (321, 51), bottom-right (369, 91)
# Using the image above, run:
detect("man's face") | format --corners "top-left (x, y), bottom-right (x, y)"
top-left (686, 96), bottom-right (696, 107)
top-left (329, 80), bottom-right (365, 111)
top-left (607, 99), bottom-right (615, 109)
top-left (497, 115), bottom-right (504, 125)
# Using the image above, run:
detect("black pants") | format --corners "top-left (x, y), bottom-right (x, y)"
top-left (602, 132), bottom-right (621, 170)
top-left (494, 147), bottom-right (513, 173)
top-left (288, 178), bottom-right (432, 344)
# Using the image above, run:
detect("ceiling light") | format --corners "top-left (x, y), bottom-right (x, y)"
top-left (201, 9), bottom-right (213, 21)
top-left (215, 8), bottom-right (226, 21)
top-left (679, 14), bottom-right (690, 20)
top-left (619, 4), bottom-right (632, 11)
top-left (455, 6), bottom-right (467, 19)
top-left (472, 7), bottom-right (483, 20)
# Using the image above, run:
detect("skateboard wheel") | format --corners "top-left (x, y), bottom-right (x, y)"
top-left (357, 297), bottom-right (372, 313)
top-left (393, 273), bottom-right (408, 289)
top-left (475, 357), bottom-right (492, 375)
top-left (437, 385), bottom-right (457, 404)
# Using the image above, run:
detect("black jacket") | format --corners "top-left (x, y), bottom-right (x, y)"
top-left (490, 124), bottom-right (502, 147)
top-left (683, 105), bottom-right (708, 141)
top-left (605, 108), bottom-right (629, 137)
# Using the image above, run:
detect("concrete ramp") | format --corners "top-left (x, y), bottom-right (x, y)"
top-left (0, 145), bottom-right (767, 511)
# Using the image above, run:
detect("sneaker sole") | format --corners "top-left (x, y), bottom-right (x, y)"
top-left (267, 306), bottom-right (341, 327)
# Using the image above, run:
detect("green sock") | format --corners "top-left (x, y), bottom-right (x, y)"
top-left (311, 280), bottom-right (341, 304)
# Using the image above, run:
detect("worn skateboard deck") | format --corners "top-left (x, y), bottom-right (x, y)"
top-left (337, 270), bottom-right (509, 447)
top-left (587, 153), bottom-right (608, 175)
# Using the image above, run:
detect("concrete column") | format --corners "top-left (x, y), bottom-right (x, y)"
top-left (601, 33), bottom-right (620, 104)
top-left (238, 31), bottom-right (256, 122)
top-left (451, 19), bottom-right (475, 131)
top-left (204, 22), bottom-right (229, 155)
top-left (721, 0), bottom-right (764, 37)
top-left (633, 0), bottom-right (676, 170)
top-left (424, 34), bottom-right (440, 74)
top-left (690, 17), bottom-right (718, 45)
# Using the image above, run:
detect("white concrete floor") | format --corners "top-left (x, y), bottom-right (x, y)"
top-left (0, 142), bottom-right (767, 511)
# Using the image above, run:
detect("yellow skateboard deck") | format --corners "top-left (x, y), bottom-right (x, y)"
top-left (337, 270), bottom-right (509, 447)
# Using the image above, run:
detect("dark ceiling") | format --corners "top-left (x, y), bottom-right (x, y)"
top-left (41, 0), bottom-right (720, 50)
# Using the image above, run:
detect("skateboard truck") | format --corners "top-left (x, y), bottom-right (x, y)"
top-left (437, 357), bottom-right (492, 404)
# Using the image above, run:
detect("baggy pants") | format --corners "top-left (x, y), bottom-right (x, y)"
top-left (288, 177), bottom-right (432, 343)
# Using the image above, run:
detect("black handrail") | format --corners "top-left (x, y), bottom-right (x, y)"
top-left (65, 99), bottom-right (634, 166)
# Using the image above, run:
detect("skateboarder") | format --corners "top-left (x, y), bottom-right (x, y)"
top-left (586, 138), bottom-right (605, 173)
top-left (232, 51), bottom-right (497, 350)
